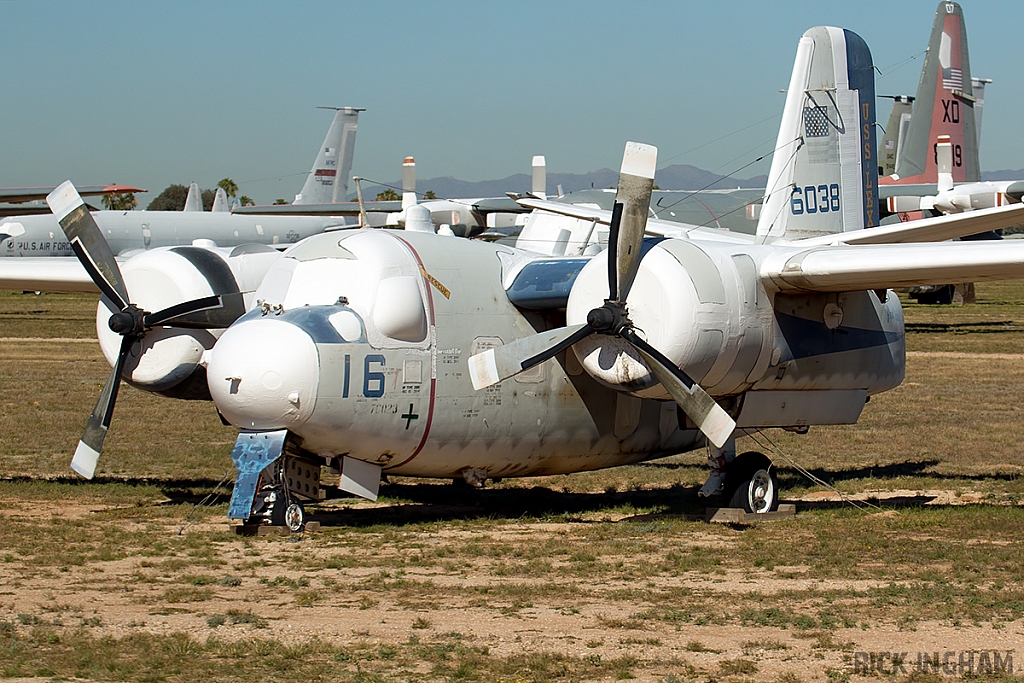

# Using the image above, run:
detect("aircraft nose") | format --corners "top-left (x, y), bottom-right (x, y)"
top-left (207, 318), bottom-right (319, 430)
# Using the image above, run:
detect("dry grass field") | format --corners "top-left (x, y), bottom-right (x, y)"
top-left (0, 284), bottom-right (1022, 682)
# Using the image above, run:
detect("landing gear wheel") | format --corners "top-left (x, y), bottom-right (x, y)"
top-left (271, 499), bottom-right (306, 532)
top-left (724, 452), bottom-right (778, 514)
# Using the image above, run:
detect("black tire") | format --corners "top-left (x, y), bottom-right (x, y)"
top-left (916, 284), bottom-right (954, 305)
top-left (724, 452), bottom-right (779, 514)
top-left (271, 498), bottom-right (305, 532)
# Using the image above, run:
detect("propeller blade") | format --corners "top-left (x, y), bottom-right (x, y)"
top-left (606, 201), bottom-right (624, 301)
top-left (610, 142), bottom-right (656, 303)
top-left (144, 292), bottom-right (245, 329)
top-left (47, 181), bottom-right (130, 311)
top-left (71, 334), bottom-right (134, 479)
top-left (622, 328), bottom-right (735, 449)
top-left (468, 323), bottom-right (593, 390)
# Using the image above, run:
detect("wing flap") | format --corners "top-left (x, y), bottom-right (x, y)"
top-left (763, 241), bottom-right (1024, 292)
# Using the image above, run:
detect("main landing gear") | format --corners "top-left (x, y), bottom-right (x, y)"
top-left (698, 437), bottom-right (779, 514)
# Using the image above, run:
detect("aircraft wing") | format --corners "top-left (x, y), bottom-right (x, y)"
top-left (233, 201), bottom-right (400, 216)
top-left (0, 258), bottom-right (99, 293)
top-left (791, 203), bottom-right (1024, 247)
top-left (878, 183), bottom-right (938, 199)
top-left (514, 196), bottom-right (754, 243)
top-left (235, 197), bottom-right (530, 218)
top-left (0, 185), bottom-right (144, 204)
top-left (0, 204), bottom-right (52, 217)
top-left (762, 240), bottom-right (1024, 293)
top-left (515, 196), bottom-right (607, 222)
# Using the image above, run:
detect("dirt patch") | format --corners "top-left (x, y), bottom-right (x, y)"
top-left (1, 488), bottom-right (1020, 682)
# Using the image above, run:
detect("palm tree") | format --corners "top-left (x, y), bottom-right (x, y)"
top-left (239, 196), bottom-right (255, 207)
top-left (376, 189), bottom-right (400, 201)
top-left (101, 192), bottom-right (137, 211)
top-left (218, 178), bottom-right (239, 198)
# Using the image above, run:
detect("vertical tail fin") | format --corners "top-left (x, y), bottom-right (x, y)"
top-left (879, 96), bottom-right (914, 177)
top-left (971, 77), bottom-right (991, 149)
top-left (890, 2), bottom-right (978, 183)
top-left (756, 27), bottom-right (878, 241)
top-left (294, 106), bottom-right (363, 205)
top-left (532, 156), bottom-right (547, 199)
top-left (211, 187), bottom-right (230, 212)
top-left (183, 182), bottom-right (202, 212)
top-left (401, 156), bottom-right (417, 209)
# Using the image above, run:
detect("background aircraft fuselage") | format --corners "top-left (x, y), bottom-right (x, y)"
top-left (0, 211), bottom-right (347, 257)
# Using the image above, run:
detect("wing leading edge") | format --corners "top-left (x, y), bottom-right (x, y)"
top-left (0, 258), bottom-right (99, 293)
top-left (762, 240), bottom-right (1024, 293)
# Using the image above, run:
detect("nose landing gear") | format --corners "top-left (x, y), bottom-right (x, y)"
top-left (228, 430), bottom-right (322, 532)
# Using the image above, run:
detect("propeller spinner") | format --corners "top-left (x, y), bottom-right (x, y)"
top-left (47, 182), bottom-right (245, 478)
top-left (467, 143), bottom-right (736, 448)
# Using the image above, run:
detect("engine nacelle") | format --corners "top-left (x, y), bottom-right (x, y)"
top-left (96, 244), bottom-right (280, 398)
top-left (565, 239), bottom-right (774, 399)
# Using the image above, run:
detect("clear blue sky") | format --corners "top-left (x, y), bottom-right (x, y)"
top-left (1, 1), bottom-right (1019, 204)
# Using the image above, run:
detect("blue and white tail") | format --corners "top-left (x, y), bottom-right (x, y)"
top-left (294, 106), bottom-right (363, 205)
top-left (756, 27), bottom-right (878, 241)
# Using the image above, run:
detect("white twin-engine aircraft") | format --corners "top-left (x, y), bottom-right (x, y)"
top-left (16, 26), bottom-right (1024, 531)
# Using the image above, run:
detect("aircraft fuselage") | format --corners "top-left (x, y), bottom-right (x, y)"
top-left (206, 229), bottom-right (906, 480)
top-left (0, 211), bottom-right (347, 257)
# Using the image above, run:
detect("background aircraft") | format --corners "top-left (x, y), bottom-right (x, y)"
top-left (880, 2), bottom-right (1023, 215)
top-left (7, 25), bottom-right (1024, 533)
top-left (0, 184), bottom-right (145, 219)
top-left (0, 107), bottom-right (362, 259)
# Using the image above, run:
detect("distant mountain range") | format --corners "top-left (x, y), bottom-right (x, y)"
top-left (357, 164), bottom-right (768, 200)
top-left (355, 164), bottom-right (1024, 201)
top-left (982, 169), bottom-right (1024, 181)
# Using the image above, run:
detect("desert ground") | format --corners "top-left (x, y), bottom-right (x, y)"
top-left (0, 284), bottom-right (1022, 682)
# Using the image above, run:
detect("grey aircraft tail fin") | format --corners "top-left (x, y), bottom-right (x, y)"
top-left (890, 1), bottom-right (979, 184)
top-left (401, 156), bottom-right (416, 210)
top-left (183, 182), bottom-right (202, 212)
top-left (532, 156), bottom-right (546, 199)
top-left (211, 187), bottom-right (230, 212)
top-left (879, 96), bottom-right (913, 178)
top-left (294, 106), bottom-right (363, 205)
top-left (756, 27), bottom-right (878, 241)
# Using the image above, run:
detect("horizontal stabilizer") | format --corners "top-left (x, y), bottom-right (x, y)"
top-left (763, 240), bottom-right (1024, 292)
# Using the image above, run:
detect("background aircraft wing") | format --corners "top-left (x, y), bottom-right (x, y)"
top-left (762, 240), bottom-right (1024, 292)
top-left (0, 185), bottom-right (144, 204)
top-left (0, 258), bottom-right (99, 293)
top-left (514, 195), bottom-right (753, 242)
top-left (235, 197), bottom-right (529, 218)
top-left (792, 203), bottom-right (1024, 246)
top-left (232, 201), bottom-right (400, 216)
top-left (514, 195), bottom-right (609, 223)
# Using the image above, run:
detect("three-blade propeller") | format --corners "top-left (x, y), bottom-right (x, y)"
top-left (467, 143), bottom-right (736, 448)
top-left (47, 181), bottom-right (245, 478)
